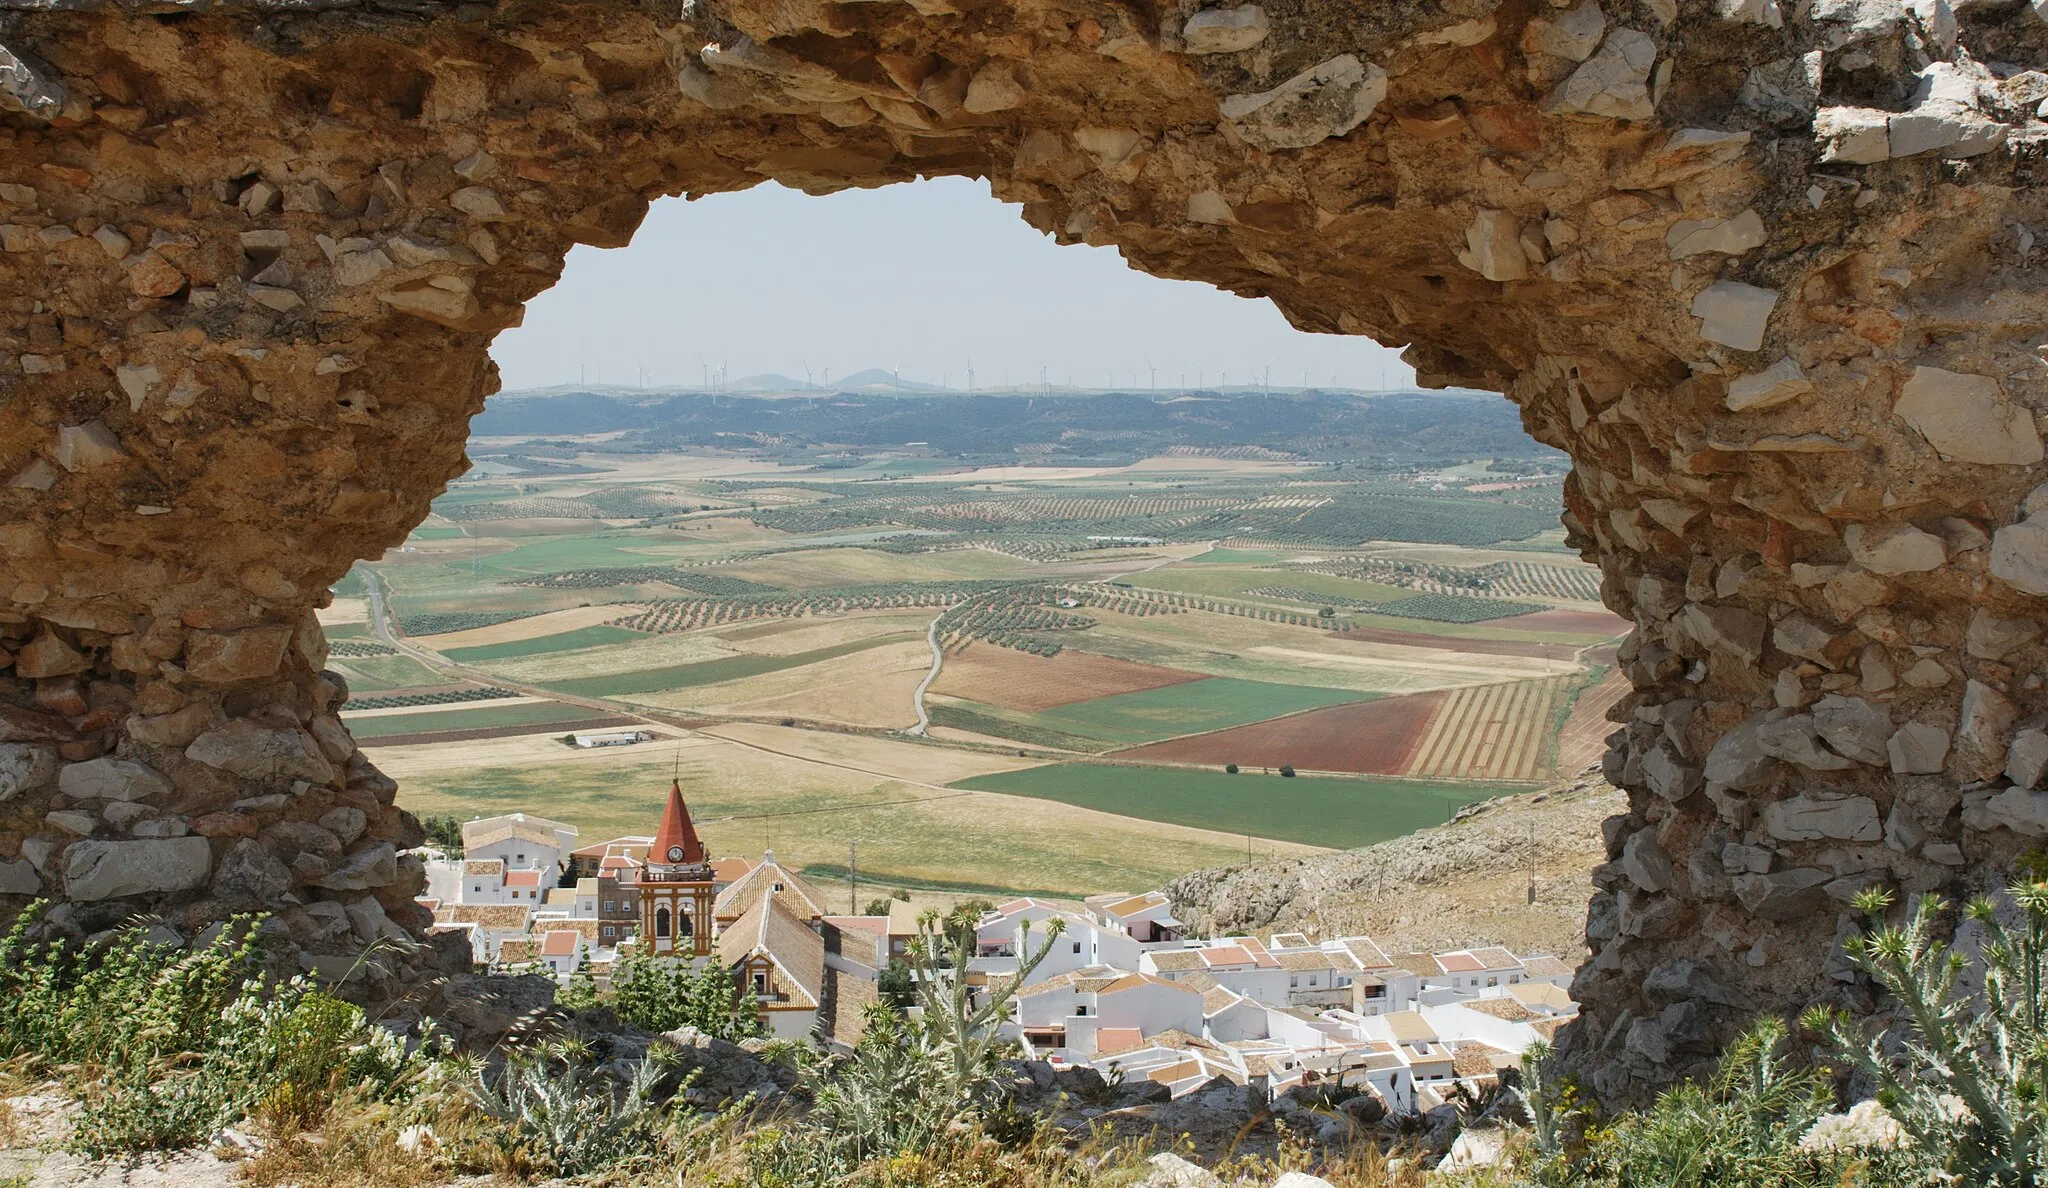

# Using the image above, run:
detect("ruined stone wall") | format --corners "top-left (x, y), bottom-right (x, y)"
top-left (0, 0), bottom-right (2042, 1087)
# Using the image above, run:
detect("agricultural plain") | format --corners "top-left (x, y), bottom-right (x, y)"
top-left (342, 423), bottom-right (1626, 897)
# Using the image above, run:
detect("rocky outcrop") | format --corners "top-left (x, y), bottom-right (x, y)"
top-left (0, 0), bottom-right (2043, 1100)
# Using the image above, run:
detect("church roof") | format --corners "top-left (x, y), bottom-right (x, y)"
top-left (651, 779), bottom-right (707, 865)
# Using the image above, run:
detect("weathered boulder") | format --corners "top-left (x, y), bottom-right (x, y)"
top-left (1811, 695), bottom-right (1892, 766)
top-left (1964, 787), bottom-right (2048, 837)
top-left (1955, 680), bottom-right (2021, 782)
top-left (187, 721), bottom-right (336, 786)
top-left (1181, 6), bottom-right (1269, 54)
top-left (57, 758), bottom-right (172, 803)
top-left (1761, 793), bottom-right (1882, 842)
top-left (1733, 868), bottom-right (1833, 920)
top-left (1219, 55), bottom-right (1385, 151)
top-left (0, 744), bottom-right (58, 801)
top-left (1894, 367), bottom-right (2043, 465)
top-left (1622, 830), bottom-right (1674, 892)
top-left (211, 838), bottom-right (295, 908)
top-left (1889, 723), bottom-right (1952, 774)
top-left (64, 838), bottom-right (212, 901)
top-left (314, 842), bottom-right (399, 891)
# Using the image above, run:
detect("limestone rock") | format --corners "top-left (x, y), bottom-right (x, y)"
top-left (1182, 6), bottom-right (1269, 54)
top-left (1733, 868), bottom-right (1832, 919)
top-left (319, 806), bottom-right (368, 845)
top-left (211, 838), bottom-right (294, 908)
top-left (57, 757), bottom-right (171, 802)
top-left (1762, 792), bottom-right (1882, 841)
top-left (1757, 716), bottom-right (1858, 771)
top-left (315, 842), bottom-right (398, 890)
top-left (0, 743), bottom-right (58, 801)
top-left (1220, 55), bottom-right (1387, 151)
top-left (1811, 695), bottom-right (1891, 766)
top-left (1139, 1152), bottom-right (1221, 1188)
top-left (1845, 523), bottom-right (1945, 575)
top-left (2007, 727), bottom-right (2048, 789)
top-left (1954, 680), bottom-right (2020, 782)
top-left (1705, 715), bottom-right (1777, 792)
top-left (1992, 494), bottom-right (2048, 595)
top-left (1894, 367), bottom-right (2043, 466)
top-left (1666, 210), bottom-right (1765, 260)
top-left (1622, 830), bottom-right (1674, 891)
top-left (1524, 0), bottom-right (1607, 62)
top-left (1544, 29), bottom-right (1658, 121)
top-left (1967, 610), bottom-right (2041, 660)
top-left (962, 62), bottom-right (1026, 113)
top-left (1888, 723), bottom-right (1951, 774)
top-left (1964, 786), bottom-right (2048, 836)
top-left (1457, 210), bottom-right (1528, 282)
top-left (1679, 602), bottom-right (1766, 663)
top-left (1641, 740), bottom-right (1702, 801)
top-left (1816, 106), bottom-right (1894, 163)
top-left (0, 859), bottom-right (40, 895)
top-left (1691, 281), bottom-right (1779, 351)
top-left (1772, 613), bottom-right (1837, 665)
top-left (63, 837), bottom-right (212, 901)
top-left (186, 721), bottom-right (337, 786)
top-left (183, 626), bottom-right (291, 682)
top-left (1724, 357), bottom-right (1811, 412)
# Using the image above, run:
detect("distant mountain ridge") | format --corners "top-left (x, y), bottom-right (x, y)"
top-left (473, 388), bottom-right (1559, 468)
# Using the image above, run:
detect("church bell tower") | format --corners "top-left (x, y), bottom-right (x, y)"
top-left (640, 779), bottom-right (714, 958)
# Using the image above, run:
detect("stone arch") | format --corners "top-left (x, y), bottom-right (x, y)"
top-left (0, 0), bottom-right (2043, 1094)
top-left (657, 905), bottom-right (673, 940)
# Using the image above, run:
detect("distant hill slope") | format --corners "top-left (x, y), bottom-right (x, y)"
top-left (471, 389), bottom-right (1560, 467)
top-left (1164, 769), bottom-right (1622, 959)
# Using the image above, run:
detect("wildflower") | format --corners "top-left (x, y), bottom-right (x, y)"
top-left (1798, 1100), bottom-right (1905, 1152)
top-left (396, 1123), bottom-right (439, 1155)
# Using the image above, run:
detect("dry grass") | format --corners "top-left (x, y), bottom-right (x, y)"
top-left (315, 598), bottom-right (369, 626)
top-left (384, 729), bottom-right (1316, 895)
top-left (696, 722), bottom-right (1046, 784)
top-left (712, 610), bottom-right (934, 656)
top-left (473, 631), bottom-right (734, 683)
top-left (413, 604), bottom-right (643, 649)
top-left (635, 639), bottom-right (931, 728)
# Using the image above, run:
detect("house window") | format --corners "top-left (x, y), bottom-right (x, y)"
top-left (604, 901), bottom-right (615, 913)
top-left (1309, 975), bottom-right (1318, 986)
top-left (753, 972), bottom-right (767, 995)
top-left (1075, 1005), bottom-right (1088, 1016)
top-left (1290, 976), bottom-right (1298, 988)
top-left (1487, 976), bottom-right (1498, 987)
top-left (772, 882), bottom-right (784, 893)
top-left (656, 907), bottom-right (671, 938)
top-left (516, 853), bottom-right (525, 863)
top-left (603, 925), bottom-right (615, 939)
top-left (1072, 941), bottom-right (1082, 954)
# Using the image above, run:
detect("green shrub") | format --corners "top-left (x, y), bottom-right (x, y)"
top-left (602, 949), bottom-right (767, 1040)
top-left (466, 1039), bottom-right (668, 1178)
top-left (1807, 885), bottom-right (2048, 1185)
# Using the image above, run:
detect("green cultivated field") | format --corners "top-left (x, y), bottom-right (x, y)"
top-left (328, 654), bottom-right (450, 692)
top-left (346, 701), bottom-right (608, 739)
top-left (951, 764), bottom-right (1500, 848)
top-left (1034, 678), bottom-right (1371, 744)
top-left (547, 633), bottom-right (918, 698)
top-left (440, 625), bottom-right (643, 662)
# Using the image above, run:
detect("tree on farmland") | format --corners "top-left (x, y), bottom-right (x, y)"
top-left (1279, 765), bottom-right (1296, 778)
top-left (1226, 763), bottom-right (1240, 774)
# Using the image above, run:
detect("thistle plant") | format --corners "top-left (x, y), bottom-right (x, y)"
top-left (1805, 884), bottom-right (2048, 1186)
top-left (905, 904), bottom-right (1065, 1105)
top-left (466, 1037), bottom-right (669, 1177)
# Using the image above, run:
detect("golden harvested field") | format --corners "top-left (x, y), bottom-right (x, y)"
top-left (317, 598), bottom-right (369, 626)
top-left (1405, 675), bottom-right (1572, 782)
top-left (933, 644), bottom-right (1202, 711)
top-left (1073, 605), bottom-right (1577, 694)
top-left (414, 605), bottom-right (643, 649)
top-left (696, 722), bottom-right (1044, 784)
top-left (473, 631), bottom-right (735, 683)
top-left (342, 695), bottom-right (554, 720)
top-left (634, 638), bottom-right (931, 728)
top-left (724, 547), bottom-right (1034, 589)
top-left (710, 611), bottom-right (933, 656)
top-left (375, 727), bottom-right (1313, 894)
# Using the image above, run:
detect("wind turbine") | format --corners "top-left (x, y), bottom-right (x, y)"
top-left (1147, 357), bottom-right (1157, 392)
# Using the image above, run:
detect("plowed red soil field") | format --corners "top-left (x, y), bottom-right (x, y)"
top-left (1110, 691), bottom-right (1447, 775)
top-left (1555, 667), bottom-right (1631, 773)
top-left (1331, 625), bottom-right (1582, 661)
top-left (1510, 608), bottom-right (1631, 636)
top-left (933, 645), bottom-right (1203, 711)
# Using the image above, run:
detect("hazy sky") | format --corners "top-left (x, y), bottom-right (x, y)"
top-left (489, 177), bottom-right (1416, 393)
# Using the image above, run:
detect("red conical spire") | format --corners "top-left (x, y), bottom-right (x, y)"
top-left (652, 779), bottom-right (706, 865)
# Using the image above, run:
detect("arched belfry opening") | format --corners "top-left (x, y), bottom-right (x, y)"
top-left (0, 0), bottom-right (2042, 1098)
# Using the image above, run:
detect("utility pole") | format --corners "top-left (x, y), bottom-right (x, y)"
top-left (1527, 821), bottom-right (1537, 905)
top-left (848, 841), bottom-right (858, 914)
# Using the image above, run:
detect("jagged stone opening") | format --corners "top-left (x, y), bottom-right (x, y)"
top-left (0, 0), bottom-right (2043, 1094)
